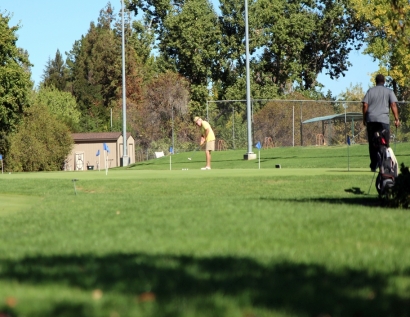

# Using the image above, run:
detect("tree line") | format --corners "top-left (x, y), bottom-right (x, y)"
top-left (1, 0), bottom-right (410, 171)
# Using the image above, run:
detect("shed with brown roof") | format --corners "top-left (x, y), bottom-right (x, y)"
top-left (66, 132), bottom-right (135, 171)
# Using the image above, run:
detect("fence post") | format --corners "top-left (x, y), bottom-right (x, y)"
top-left (232, 106), bottom-right (235, 150)
top-left (300, 102), bottom-right (304, 146)
top-left (293, 105), bottom-right (295, 147)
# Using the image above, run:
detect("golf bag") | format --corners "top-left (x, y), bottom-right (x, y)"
top-left (374, 130), bottom-right (398, 196)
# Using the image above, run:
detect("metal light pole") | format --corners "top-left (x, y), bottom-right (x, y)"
top-left (243, 0), bottom-right (256, 160)
top-left (121, 0), bottom-right (128, 166)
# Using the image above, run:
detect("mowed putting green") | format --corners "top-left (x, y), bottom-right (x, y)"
top-left (0, 194), bottom-right (41, 216)
top-left (0, 144), bottom-right (409, 317)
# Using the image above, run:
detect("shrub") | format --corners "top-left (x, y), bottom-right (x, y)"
top-left (7, 103), bottom-right (73, 172)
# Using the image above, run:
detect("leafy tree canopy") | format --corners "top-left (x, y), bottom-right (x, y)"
top-left (352, 0), bottom-right (410, 96)
top-left (7, 103), bottom-right (73, 172)
top-left (0, 12), bottom-right (32, 135)
top-left (338, 83), bottom-right (366, 101)
top-left (36, 85), bottom-right (81, 131)
top-left (252, 0), bottom-right (365, 91)
top-left (42, 49), bottom-right (69, 91)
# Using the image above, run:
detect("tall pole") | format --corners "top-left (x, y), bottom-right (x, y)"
top-left (233, 107), bottom-right (235, 149)
top-left (293, 106), bottom-right (295, 147)
top-left (172, 105), bottom-right (174, 154)
top-left (244, 0), bottom-right (256, 160)
top-left (121, 0), bottom-right (129, 166)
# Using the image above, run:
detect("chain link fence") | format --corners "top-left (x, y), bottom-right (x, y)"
top-left (134, 100), bottom-right (410, 162)
top-left (205, 99), bottom-right (409, 149)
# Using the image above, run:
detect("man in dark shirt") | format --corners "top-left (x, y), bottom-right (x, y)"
top-left (362, 74), bottom-right (400, 172)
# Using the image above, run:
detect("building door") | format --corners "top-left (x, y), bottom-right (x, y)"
top-left (128, 143), bottom-right (134, 163)
top-left (75, 152), bottom-right (84, 171)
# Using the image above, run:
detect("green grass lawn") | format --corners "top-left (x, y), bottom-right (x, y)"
top-left (0, 195), bottom-right (42, 216)
top-left (0, 144), bottom-right (409, 317)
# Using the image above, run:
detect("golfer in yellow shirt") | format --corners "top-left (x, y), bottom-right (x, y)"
top-left (194, 116), bottom-right (215, 170)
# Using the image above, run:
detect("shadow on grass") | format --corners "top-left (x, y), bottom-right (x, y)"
top-left (261, 191), bottom-right (381, 207)
top-left (261, 154), bottom-right (369, 160)
top-left (345, 187), bottom-right (366, 195)
top-left (329, 170), bottom-right (371, 173)
top-left (1, 253), bottom-right (409, 316)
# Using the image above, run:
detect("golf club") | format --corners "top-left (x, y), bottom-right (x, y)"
top-left (394, 125), bottom-right (397, 152)
top-left (367, 170), bottom-right (377, 195)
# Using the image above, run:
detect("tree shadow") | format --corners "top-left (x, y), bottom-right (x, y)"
top-left (261, 191), bottom-right (381, 207)
top-left (1, 253), bottom-right (409, 316)
top-left (329, 170), bottom-right (370, 173)
top-left (263, 154), bottom-right (369, 160)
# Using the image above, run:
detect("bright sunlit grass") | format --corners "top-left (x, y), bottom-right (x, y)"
top-left (0, 143), bottom-right (409, 317)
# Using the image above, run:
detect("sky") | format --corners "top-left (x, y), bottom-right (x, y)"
top-left (2, 0), bottom-right (378, 98)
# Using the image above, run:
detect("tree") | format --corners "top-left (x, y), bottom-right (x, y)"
top-left (65, 3), bottom-right (146, 132)
top-left (41, 49), bottom-right (69, 91)
top-left (66, 4), bottom-right (121, 131)
top-left (7, 103), bottom-right (73, 172)
top-left (351, 0), bottom-right (410, 96)
top-left (217, 0), bottom-right (249, 86)
top-left (36, 85), bottom-right (81, 131)
top-left (160, 0), bottom-right (221, 111)
top-left (0, 12), bottom-right (32, 142)
top-left (130, 0), bottom-right (221, 112)
top-left (252, 0), bottom-right (365, 91)
top-left (338, 83), bottom-right (366, 102)
top-left (133, 71), bottom-right (190, 149)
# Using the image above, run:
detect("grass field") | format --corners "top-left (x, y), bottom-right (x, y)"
top-left (0, 144), bottom-right (409, 317)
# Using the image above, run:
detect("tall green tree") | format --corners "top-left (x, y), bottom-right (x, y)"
top-left (252, 0), bottom-right (365, 91)
top-left (66, 3), bottom-right (121, 131)
top-left (351, 0), bottom-right (410, 138)
top-left (0, 12), bottom-right (32, 150)
top-left (66, 3), bottom-right (146, 132)
top-left (41, 49), bottom-right (69, 91)
top-left (351, 0), bottom-right (410, 97)
top-left (130, 0), bottom-right (221, 113)
top-left (127, 18), bottom-right (157, 83)
top-left (216, 0), bottom-right (250, 97)
top-left (162, 0), bottom-right (221, 112)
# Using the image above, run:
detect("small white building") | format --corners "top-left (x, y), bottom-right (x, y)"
top-left (66, 132), bottom-right (135, 171)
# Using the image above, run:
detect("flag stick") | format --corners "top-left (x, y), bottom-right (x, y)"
top-left (255, 141), bottom-right (262, 169)
top-left (104, 149), bottom-right (106, 171)
top-left (106, 152), bottom-right (108, 176)
top-left (258, 150), bottom-right (260, 169)
top-left (169, 146), bottom-right (173, 171)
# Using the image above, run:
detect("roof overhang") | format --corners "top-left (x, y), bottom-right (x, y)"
top-left (71, 132), bottom-right (133, 142)
top-left (302, 112), bottom-right (363, 124)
